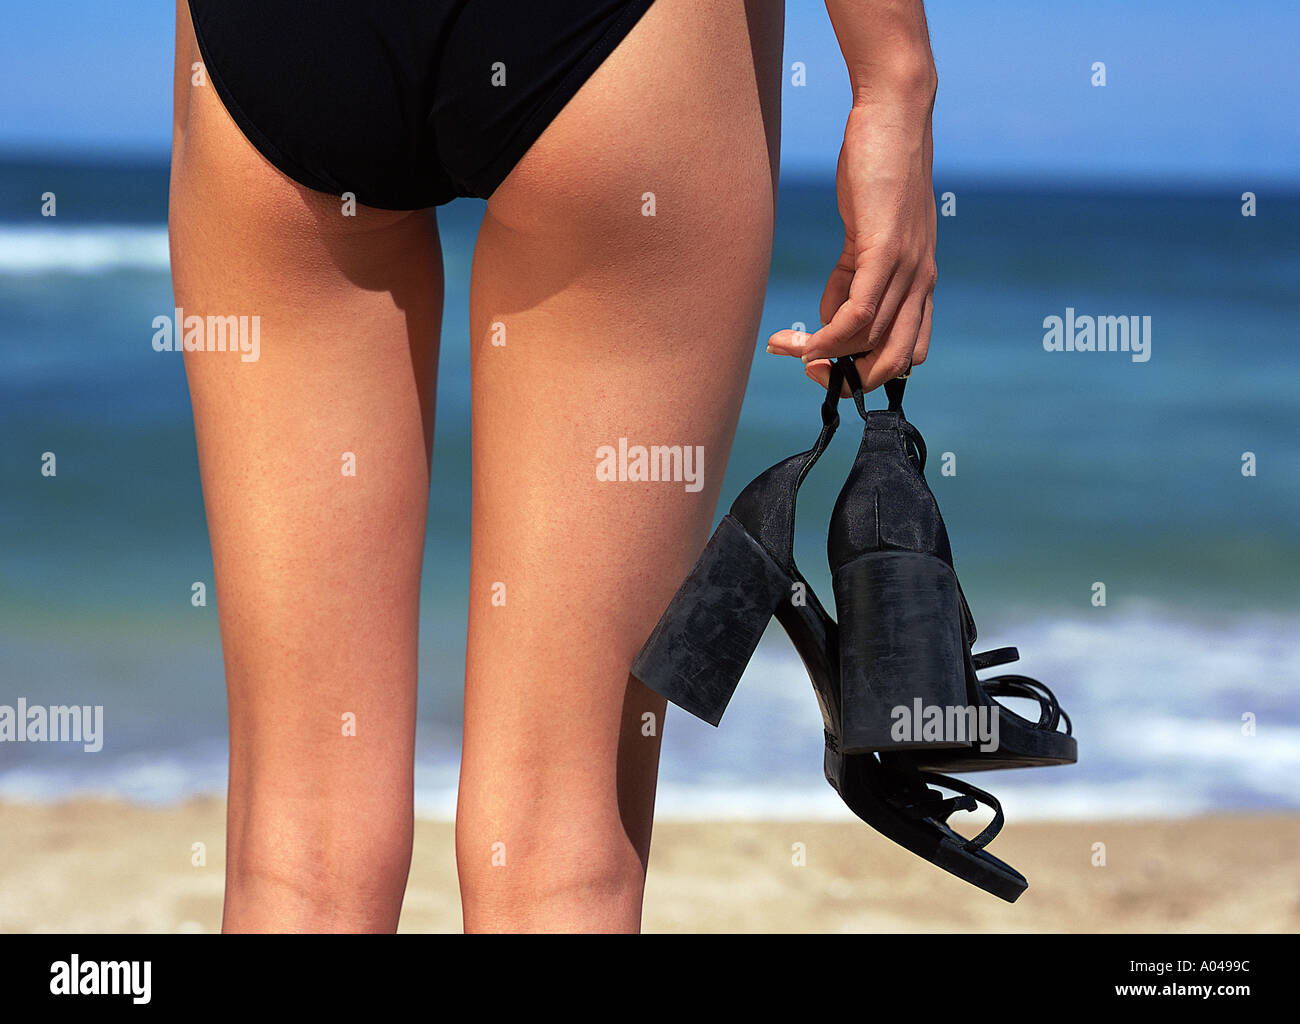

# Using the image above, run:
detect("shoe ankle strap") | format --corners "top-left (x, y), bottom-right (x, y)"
top-left (833, 356), bottom-right (925, 471)
top-left (835, 355), bottom-right (909, 418)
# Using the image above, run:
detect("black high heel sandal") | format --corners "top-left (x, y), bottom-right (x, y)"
top-left (632, 362), bottom-right (1028, 901)
top-left (825, 357), bottom-right (1076, 772)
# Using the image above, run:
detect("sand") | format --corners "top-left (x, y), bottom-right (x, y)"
top-left (1, 799), bottom-right (1295, 933)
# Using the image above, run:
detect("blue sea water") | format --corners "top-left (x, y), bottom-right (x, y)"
top-left (1, 156), bottom-right (1297, 820)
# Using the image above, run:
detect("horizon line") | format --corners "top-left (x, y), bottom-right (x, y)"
top-left (1, 146), bottom-right (1296, 198)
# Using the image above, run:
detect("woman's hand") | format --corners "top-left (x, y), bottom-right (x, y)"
top-left (767, 4), bottom-right (938, 395)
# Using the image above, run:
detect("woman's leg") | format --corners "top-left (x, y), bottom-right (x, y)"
top-left (457, 0), bottom-right (784, 931)
top-left (170, 1), bottom-right (442, 931)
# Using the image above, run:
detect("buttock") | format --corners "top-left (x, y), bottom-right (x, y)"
top-left (187, 0), bottom-right (657, 211)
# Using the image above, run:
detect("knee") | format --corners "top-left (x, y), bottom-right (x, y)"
top-left (225, 796), bottom-right (413, 931)
top-left (455, 798), bottom-right (647, 932)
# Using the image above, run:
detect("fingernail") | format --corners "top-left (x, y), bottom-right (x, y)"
top-left (765, 345), bottom-right (775, 354)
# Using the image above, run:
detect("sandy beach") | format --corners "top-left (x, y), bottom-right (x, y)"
top-left (1, 799), bottom-right (1295, 932)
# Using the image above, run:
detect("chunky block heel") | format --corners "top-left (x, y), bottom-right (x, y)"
top-left (834, 552), bottom-right (970, 754)
top-left (631, 514), bottom-right (792, 726)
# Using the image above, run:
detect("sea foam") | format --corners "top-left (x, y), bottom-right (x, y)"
top-left (0, 226), bottom-right (170, 274)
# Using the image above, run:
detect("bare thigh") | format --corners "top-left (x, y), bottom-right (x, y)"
top-left (457, 0), bottom-right (784, 931)
top-left (170, 0), bottom-right (442, 931)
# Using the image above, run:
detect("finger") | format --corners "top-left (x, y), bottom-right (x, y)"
top-left (769, 241), bottom-right (892, 358)
top-left (770, 308), bottom-right (876, 358)
top-left (766, 269), bottom-right (899, 358)
top-left (818, 241), bottom-right (855, 328)
top-left (765, 325), bottom-right (815, 356)
top-left (849, 288), bottom-right (927, 392)
top-left (803, 357), bottom-right (853, 396)
top-left (767, 239), bottom-right (854, 357)
top-left (800, 252), bottom-right (898, 362)
top-left (807, 265), bottom-right (913, 365)
top-left (912, 292), bottom-right (933, 366)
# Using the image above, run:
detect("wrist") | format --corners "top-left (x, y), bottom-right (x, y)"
top-left (826, 0), bottom-right (937, 106)
top-left (849, 55), bottom-right (937, 109)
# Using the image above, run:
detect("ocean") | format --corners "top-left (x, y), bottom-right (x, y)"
top-left (1, 155), bottom-right (1298, 821)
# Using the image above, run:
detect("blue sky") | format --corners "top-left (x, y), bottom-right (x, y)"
top-left (0, 0), bottom-right (1296, 185)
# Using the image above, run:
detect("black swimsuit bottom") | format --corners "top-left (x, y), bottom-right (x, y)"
top-left (188, 0), bottom-right (656, 210)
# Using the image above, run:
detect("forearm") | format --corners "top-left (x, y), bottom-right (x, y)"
top-left (766, 0), bottom-right (940, 385)
top-left (825, 0), bottom-right (937, 104)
